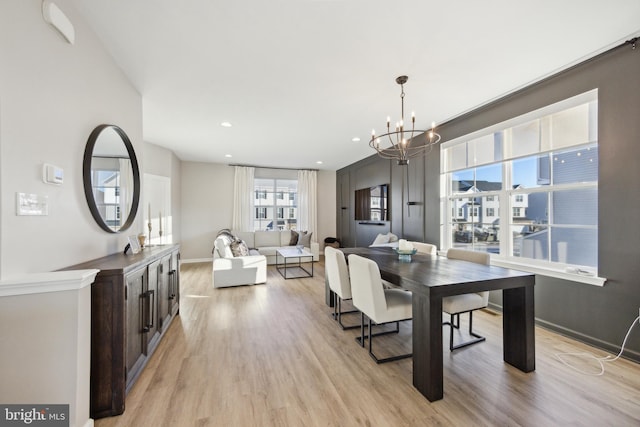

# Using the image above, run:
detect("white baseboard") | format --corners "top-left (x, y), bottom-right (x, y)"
top-left (181, 257), bottom-right (213, 264)
top-left (82, 418), bottom-right (94, 427)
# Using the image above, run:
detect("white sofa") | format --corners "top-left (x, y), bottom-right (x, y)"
top-left (233, 230), bottom-right (320, 265)
top-left (212, 235), bottom-right (267, 288)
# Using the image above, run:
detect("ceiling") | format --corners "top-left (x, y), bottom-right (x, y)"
top-left (72, 0), bottom-right (640, 171)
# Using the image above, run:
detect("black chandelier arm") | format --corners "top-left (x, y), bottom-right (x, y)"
top-left (369, 132), bottom-right (440, 161)
top-left (372, 129), bottom-right (431, 144)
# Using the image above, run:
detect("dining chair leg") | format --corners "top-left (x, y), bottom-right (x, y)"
top-left (355, 315), bottom-right (402, 345)
top-left (366, 318), bottom-right (412, 364)
top-left (445, 310), bottom-right (486, 351)
top-left (359, 312), bottom-right (365, 348)
top-left (336, 297), bottom-right (360, 330)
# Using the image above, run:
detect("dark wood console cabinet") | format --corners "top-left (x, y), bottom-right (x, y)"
top-left (64, 244), bottom-right (180, 419)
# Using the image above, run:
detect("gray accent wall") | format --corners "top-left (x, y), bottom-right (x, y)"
top-left (337, 43), bottom-right (640, 361)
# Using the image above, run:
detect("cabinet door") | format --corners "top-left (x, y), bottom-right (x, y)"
top-left (169, 251), bottom-right (180, 315)
top-left (157, 255), bottom-right (172, 331)
top-left (125, 268), bottom-right (146, 384)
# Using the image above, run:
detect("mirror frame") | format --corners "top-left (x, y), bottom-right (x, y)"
top-left (83, 124), bottom-right (141, 233)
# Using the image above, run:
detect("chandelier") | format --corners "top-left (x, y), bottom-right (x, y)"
top-left (369, 75), bottom-right (441, 165)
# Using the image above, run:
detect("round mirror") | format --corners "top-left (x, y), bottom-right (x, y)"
top-left (83, 124), bottom-right (140, 233)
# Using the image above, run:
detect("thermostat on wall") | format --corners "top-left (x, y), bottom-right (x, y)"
top-left (43, 163), bottom-right (63, 185)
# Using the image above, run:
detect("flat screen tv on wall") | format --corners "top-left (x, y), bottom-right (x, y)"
top-left (355, 184), bottom-right (389, 221)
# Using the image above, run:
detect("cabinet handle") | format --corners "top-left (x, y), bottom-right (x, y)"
top-left (141, 290), bottom-right (155, 332)
top-left (171, 270), bottom-right (178, 299)
top-left (147, 289), bottom-right (155, 330)
top-left (168, 270), bottom-right (173, 300)
top-left (168, 270), bottom-right (176, 299)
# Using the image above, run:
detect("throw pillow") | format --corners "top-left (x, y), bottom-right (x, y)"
top-left (230, 239), bottom-right (249, 257)
top-left (289, 230), bottom-right (299, 246)
top-left (297, 231), bottom-right (312, 248)
top-left (371, 233), bottom-right (390, 246)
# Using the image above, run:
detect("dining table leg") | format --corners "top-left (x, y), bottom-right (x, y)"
top-left (502, 283), bottom-right (536, 372)
top-left (412, 293), bottom-right (444, 401)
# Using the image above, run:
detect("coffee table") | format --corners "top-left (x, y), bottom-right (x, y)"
top-left (276, 247), bottom-right (314, 279)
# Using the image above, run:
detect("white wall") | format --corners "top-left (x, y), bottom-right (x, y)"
top-left (181, 162), bottom-right (234, 260)
top-left (143, 142), bottom-right (182, 244)
top-left (0, 0), bottom-right (143, 277)
top-left (317, 169), bottom-right (336, 251)
top-left (180, 162), bottom-right (337, 261)
top-left (0, 285), bottom-right (91, 427)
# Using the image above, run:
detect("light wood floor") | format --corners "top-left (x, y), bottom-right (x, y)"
top-left (96, 261), bottom-right (640, 427)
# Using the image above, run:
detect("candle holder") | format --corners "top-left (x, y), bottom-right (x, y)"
top-left (147, 221), bottom-right (152, 243)
top-left (394, 248), bottom-right (417, 263)
top-left (159, 229), bottom-right (163, 243)
top-left (137, 234), bottom-right (147, 249)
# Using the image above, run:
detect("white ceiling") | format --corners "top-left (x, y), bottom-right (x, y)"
top-left (72, 0), bottom-right (640, 171)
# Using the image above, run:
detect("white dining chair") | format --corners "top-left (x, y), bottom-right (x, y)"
top-left (409, 241), bottom-right (437, 256)
top-left (324, 246), bottom-right (359, 329)
top-left (348, 254), bottom-right (412, 363)
top-left (442, 248), bottom-right (490, 350)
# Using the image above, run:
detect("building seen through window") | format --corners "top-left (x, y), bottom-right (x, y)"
top-left (253, 178), bottom-right (297, 230)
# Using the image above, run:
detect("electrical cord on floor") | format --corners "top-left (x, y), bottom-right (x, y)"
top-left (555, 315), bottom-right (639, 376)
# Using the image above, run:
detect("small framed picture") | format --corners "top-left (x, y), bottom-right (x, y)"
top-left (127, 235), bottom-right (141, 254)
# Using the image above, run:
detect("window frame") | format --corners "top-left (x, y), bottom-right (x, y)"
top-left (253, 178), bottom-right (297, 231)
top-left (440, 90), bottom-right (604, 286)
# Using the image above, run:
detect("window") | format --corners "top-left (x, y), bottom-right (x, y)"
top-left (253, 178), bottom-right (297, 230)
top-left (90, 167), bottom-right (121, 229)
top-left (441, 90), bottom-right (599, 279)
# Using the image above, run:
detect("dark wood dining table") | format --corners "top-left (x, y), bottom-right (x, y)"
top-left (332, 247), bottom-right (536, 402)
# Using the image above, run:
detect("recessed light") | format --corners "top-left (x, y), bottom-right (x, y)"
top-left (220, 122), bottom-right (232, 127)
top-left (225, 154), bottom-right (232, 158)
top-left (316, 161), bottom-right (323, 164)
top-left (352, 137), bottom-right (360, 142)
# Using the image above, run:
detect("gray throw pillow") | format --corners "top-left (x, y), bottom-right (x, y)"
top-left (297, 231), bottom-right (312, 248)
top-left (230, 239), bottom-right (249, 257)
top-left (289, 230), bottom-right (299, 246)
